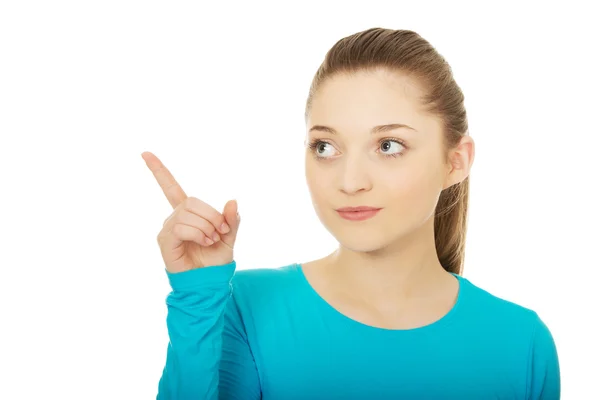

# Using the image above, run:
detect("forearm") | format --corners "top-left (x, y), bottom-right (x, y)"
top-left (157, 262), bottom-right (236, 400)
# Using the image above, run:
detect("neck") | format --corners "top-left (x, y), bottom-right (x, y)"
top-left (325, 216), bottom-right (450, 305)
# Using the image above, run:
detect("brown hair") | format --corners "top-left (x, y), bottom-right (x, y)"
top-left (304, 28), bottom-right (470, 275)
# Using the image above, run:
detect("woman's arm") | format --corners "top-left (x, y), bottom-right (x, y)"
top-left (527, 312), bottom-right (560, 400)
top-left (156, 261), bottom-right (261, 399)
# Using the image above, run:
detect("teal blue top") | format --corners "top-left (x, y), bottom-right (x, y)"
top-left (157, 261), bottom-right (560, 399)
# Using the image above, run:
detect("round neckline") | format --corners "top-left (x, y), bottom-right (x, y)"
top-left (293, 262), bottom-right (465, 335)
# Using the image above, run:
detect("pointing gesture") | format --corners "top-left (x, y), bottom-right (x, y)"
top-left (142, 151), bottom-right (240, 273)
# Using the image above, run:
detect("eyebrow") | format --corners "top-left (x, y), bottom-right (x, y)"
top-left (308, 123), bottom-right (417, 135)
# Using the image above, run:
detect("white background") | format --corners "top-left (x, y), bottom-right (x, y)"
top-left (1, 1), bottom-right (598, 398)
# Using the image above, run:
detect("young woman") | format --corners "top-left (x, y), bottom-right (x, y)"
top-left (144, 27), bottom-right (560, 399)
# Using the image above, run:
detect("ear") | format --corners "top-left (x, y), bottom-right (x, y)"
top-left (444, 135), bottom-right (475, 189)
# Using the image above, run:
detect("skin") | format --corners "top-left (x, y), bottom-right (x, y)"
top-left (301, 68), bottom-right (475, 330)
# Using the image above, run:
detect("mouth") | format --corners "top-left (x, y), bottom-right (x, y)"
top-left (335, 206), bottom-right (382, 221)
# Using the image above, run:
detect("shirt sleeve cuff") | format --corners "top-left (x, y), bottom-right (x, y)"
top-left (165, 260), bottom-right (237, 291)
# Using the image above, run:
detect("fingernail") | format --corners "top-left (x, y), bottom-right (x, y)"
top-left (205, 237), bottom-right (214, 245)
top-left (212, 232), bottom-right (221, 242)
top-left (220, 222), bottom-right (230, 234)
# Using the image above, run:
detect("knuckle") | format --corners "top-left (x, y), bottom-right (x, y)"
top-left (209, 211), bottom-right (222, 226)
top-left (170, 212), bottom-right (181, 224)
top-left (179, 196), bottom-right (222, 227)
top-left (209, 229), bottom-right (217, 240)
top-left (179, 197), bottom-right (191, 210)
top-left (185, 196), bottom-right (199, 206)
top-left (169, 224), bottom-right (180, 237)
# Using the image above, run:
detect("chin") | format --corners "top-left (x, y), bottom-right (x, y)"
top-left (337, 240), bottom-right (385, 254)
top-left (314, 208), bottom-right (390, 251)
top-left (327, 225), bottom-right (390, 253)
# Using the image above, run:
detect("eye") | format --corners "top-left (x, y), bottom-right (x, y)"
top-left (308, 140), bottom-right (337, 158)
top-left (378, 139), bottom-right (406, 158)
top-left (307, 138), bottom-right (407, 160)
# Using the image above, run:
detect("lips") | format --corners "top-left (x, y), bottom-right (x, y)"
top-left (336, 206), bottom-right (381, 212)
top-left (336, 206), bottom-right (382, 221)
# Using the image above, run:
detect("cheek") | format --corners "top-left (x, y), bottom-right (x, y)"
top-left (306, 159), bottom-right (330, 191)
top-left (305, 161), bottom-right (331, 210)
top-left (382, 168), bottom-right (430, 198)
top-left (380, 165), bottom-right (443, 219)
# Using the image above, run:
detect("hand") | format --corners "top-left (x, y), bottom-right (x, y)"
top-left (142, 151), bottom-right (241, 273)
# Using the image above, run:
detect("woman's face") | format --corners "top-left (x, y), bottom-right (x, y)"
top-left (305, 69), bottom-right (455, 252)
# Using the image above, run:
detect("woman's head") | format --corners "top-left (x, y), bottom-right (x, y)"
top-left (304, 28), bottom-right (474, 275)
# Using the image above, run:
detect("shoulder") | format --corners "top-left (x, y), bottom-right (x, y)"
top-left (231, 262), bottom-right (300, 288)
top-left (456, 274), bottom-right (558, 352)
top-left (457, 274), bottom-right (542, 326)
top-left (458, 275), bottom-right (560, 396)
top-left (224, 261), bottom-right (309, 333)
top-left (457, 274), bottom-right (559, 356)
top-left (229, 261), bottom-right (303, 303)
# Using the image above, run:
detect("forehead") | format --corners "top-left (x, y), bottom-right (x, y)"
top-left (308, 69), bottom-right (439, 136)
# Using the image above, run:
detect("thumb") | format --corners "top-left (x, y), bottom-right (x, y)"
top-left (221, 199), bottom-right (241, 246)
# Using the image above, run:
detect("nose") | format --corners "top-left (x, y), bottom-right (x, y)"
top-left (338, 156), bottom-right (372, 195)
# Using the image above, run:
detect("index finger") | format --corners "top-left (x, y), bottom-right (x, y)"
top-left (141, 151), bottom-right (187, 209)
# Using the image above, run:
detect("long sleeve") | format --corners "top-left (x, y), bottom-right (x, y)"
top-left (527, 313), bottom-right (561, 400)
top-left (156, 261), bottom-right (261, 400)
